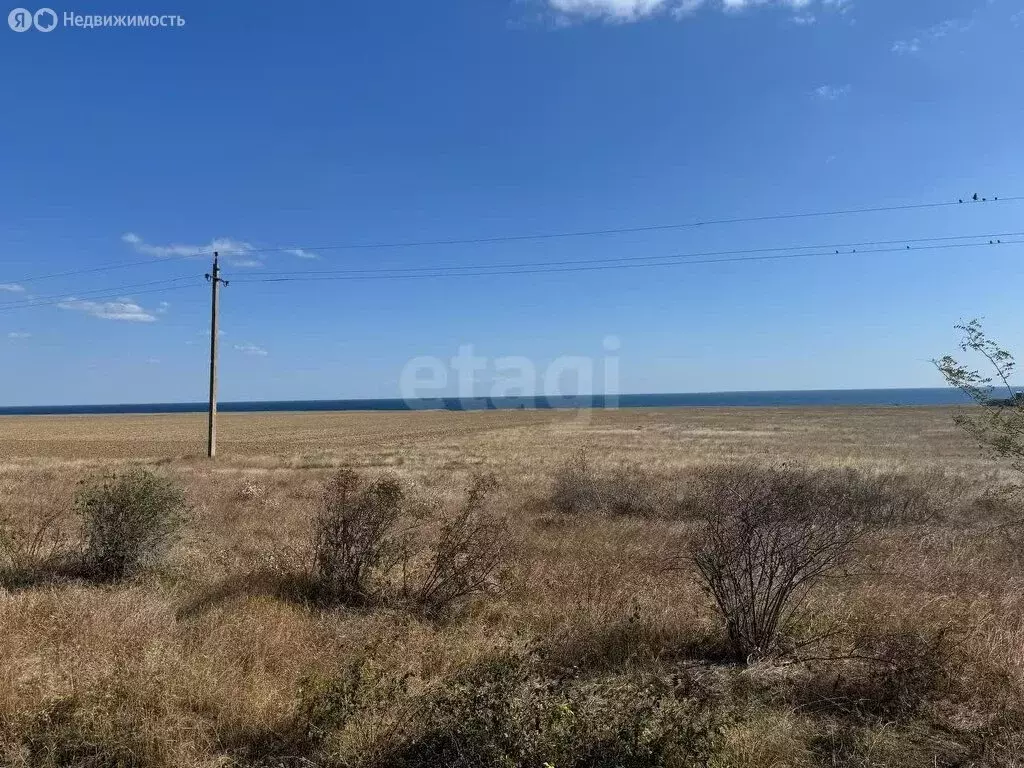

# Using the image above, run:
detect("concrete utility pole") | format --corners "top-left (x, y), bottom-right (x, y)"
top-left (205, 252), bottom-right (228, 458)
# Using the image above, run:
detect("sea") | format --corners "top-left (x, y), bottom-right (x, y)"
top-left (0, 388), bottom-right (975, 416)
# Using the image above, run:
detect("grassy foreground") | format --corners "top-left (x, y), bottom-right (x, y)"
top-left (1, 407), bottom-right (1022, 766)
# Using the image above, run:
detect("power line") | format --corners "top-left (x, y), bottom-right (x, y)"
top-left (192, 194), bottom-right (1024, 256)
top-left (3, 254), bottom-right (206, 286)
top-left (0, 282), bottom-right (201, 313)
top-left (2, 194), bottom-right (1019, 284)
top-left (240, 230), bottom-right (1024, 277)
top-left (2, 232), bottom-right (1017, 309)
top-left (0, 276), bottom-right (199, 310)
top-left (229, 237), bottom-right (1022, 284)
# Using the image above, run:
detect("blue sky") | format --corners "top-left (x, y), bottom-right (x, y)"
top-left (2, 0), bottom-right (1023, 405)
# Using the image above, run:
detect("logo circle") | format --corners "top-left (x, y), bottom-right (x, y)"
top-left (33, 7), bottom-right (56, 31)
top-left (7, 7), bottom-right (32, 31)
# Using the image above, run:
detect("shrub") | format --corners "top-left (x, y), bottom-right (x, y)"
top-left (690, 464), bottom-right (869, 661)
top-left (77, 469), bottom-right (188, 582)
top-left (387, 654), bottom-right (723, 768)
top-left (806, 466), bottom-right (956, 527)
top-left (405, 474), bottom-right (510, 616)
top-left (312, 468), bottom-right (404, 604)
top-left (550, 451), bottom-right (678, 518)
top-left (550, 450), bottom-right (602, 515)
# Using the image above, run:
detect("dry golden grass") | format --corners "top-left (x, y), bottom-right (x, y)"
top-left (0, 406), bottom-right (1021, 766)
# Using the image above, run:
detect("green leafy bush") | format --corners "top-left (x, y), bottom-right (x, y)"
top-left (77, 469), bottom-right (188, 582)
top-left (386, 654), bottom-right (724, 768)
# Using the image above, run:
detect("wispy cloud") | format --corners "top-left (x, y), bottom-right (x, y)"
top-left (542, 0), bottom-right (834, 24)
top-left (892, 17), bottom-right (972, 55)
top-left (7, 331), bottom-right (31, 339)
top-left (891, 38), bottom-right (920, 54)
top-left (0, 283), bottom-right (25, 293)
top-left (122, 233), bottom-right (262, 268)
top-left (123, 233), bottom-right (327, 268)
top-left (813, 84), bottom-right (850, 100)
top-left (234, 343), bottom-right (269, 357)
top-left (57, 297), bottom-right (158, 322)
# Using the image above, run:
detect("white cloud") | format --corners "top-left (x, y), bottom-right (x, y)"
top-left (122, 233), bottom-right (262, 267)
top-left (7, 331), bottom-right (31, 339)
top-left (813, 84), bottom-right (850, 100)
top-left (234, 343), bottom-right (268, 357)
top-left (123, 233), bottom-right (324, 268)
top-left (892, 17), bottom-right (971, 54)
top-left (0, 283), bottom-right (25, 293)
top-left (57, 297), bottom-right (158, 322)
top-left (286, 248), bottom-right (320, 260)
top-left (547, 0), bottom-right (672, 21)
top-left (544, 0), bottom-right (829, 22)
top-left (891, 38), bottom-right (920, 54)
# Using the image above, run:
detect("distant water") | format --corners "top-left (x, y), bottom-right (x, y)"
top-left (0, 388), bottom-right (974, 416)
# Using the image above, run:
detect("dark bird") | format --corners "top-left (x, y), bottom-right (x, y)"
top-left (973, 193), bottom-right (979, 201)
top-left (959, 199), bottom-right (964, 203)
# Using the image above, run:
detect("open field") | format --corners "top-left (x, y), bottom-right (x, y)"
top-left (1, 406), bottom-right (1022, 766)
top-left (0, 405), bottom-right (996, 468)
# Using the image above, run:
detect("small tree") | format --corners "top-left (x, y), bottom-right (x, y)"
top-left (935, 319), bottom-right (1024, 473)
top-left (77, 469), bottom-right (188, 581)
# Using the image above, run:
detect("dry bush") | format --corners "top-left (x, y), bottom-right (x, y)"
top-left (550, 450), bottom-right (601, 515)
top-left (808, 466), bottom-right (965, 527)
top-left (690, 464), bottom-right (870, 661)
top-left (550, 451), bottom-right (677, 518)
top-left (77, 469), bottom-right (189, 582)
top-left (0, 508), bottom-right (71, 587)
top-left (404, 474), bottom-right (511, 617)
top-left (311, 468), bottom-right (404, 605)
